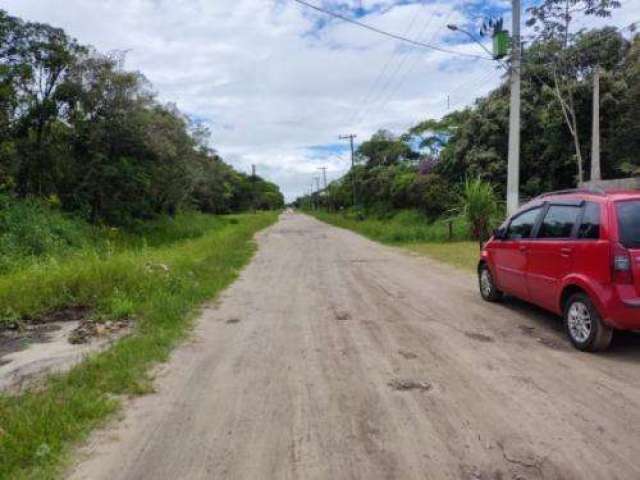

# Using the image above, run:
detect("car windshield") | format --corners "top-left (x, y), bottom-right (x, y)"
top-left (616, 200), bottom-right (640, 248)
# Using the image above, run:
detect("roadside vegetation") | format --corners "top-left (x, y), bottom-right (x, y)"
top-left (0, 9), bottom-right (284, 479)
top-left (310, 209), bottom-right (479, 271)
top-left (0, 210), bottom-right (277, 479)
top-left (312, 209), bottom-right (470, 244)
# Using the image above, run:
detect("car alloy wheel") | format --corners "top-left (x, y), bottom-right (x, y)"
top-left (480, 269), bottom-right (493, 298)
top-left (567, 301), bottom-right (592, 343)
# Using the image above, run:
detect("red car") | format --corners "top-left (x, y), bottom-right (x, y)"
top-left (478, 188), bottom-right (640, 352)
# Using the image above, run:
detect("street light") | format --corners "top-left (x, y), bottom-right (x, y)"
top-left (446, 24), bottom-right (496, 60)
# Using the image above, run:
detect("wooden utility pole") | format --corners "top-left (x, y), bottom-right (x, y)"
top-left (251, 164), bottom-right (257, 212)
top-left (591, 65), bottom-right (601, 181)
top-left (339, 134), bottom-right (358, 208)
top-left (318, 166), bottom-right (330, 211)
top-left (506, 0), bottom-right (521, 216)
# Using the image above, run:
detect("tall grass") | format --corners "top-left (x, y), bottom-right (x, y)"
top-left (311, 209), bottom-right (470, 244)
top-left (0, 211), bottom-right (278, 479)
top-left (0, 195), bottom-right (230, 275)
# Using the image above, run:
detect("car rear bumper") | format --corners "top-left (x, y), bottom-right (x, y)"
top-left (603, 286), bottom-right (640, 330)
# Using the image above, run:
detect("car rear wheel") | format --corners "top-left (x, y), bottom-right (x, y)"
top-left (564, 292), bottom-right (613, 352)
top-left (478, 264), bottom-right (503, 302)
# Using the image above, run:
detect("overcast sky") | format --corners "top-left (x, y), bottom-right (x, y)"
top-left (1, 0), bottom-right (637, 201)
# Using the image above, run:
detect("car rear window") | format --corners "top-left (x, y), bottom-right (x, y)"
top-left (617, 200), bottom-right (640, 248)
top-left (538, 205), bottom-right (580, 238)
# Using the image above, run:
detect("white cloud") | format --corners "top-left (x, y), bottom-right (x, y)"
top-left (1, 0), bottom-right (636, 201)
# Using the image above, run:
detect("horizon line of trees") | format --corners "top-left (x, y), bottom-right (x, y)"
top-left (0, 9), bottom-right (284, 226)
top-left (296, 1), bottom-right (639, 222)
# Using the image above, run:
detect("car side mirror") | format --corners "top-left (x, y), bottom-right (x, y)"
top-left (493, 227), bottom-right (506, 240)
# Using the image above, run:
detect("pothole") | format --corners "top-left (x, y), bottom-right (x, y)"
top-left (465, 332), bottom-right (495, 343)
top-left (398, 350), bottom-right (418, 360)
top-left (388, 378), bottom-right (432, 392)
top-left (226, 318), bottom-right (241, 324)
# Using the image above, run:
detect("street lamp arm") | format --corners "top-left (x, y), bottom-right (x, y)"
top-left (447, 24), bottom-right (495, 60)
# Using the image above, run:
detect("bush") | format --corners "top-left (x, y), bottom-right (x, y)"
top-left (0, 196), bottom-right (93, 273)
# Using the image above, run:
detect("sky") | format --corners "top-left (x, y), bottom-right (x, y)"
top-left (1, 0), bottom-right (638, 201)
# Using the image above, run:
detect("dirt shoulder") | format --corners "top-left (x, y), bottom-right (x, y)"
top-left (69, 212), bottom-right (640, 480)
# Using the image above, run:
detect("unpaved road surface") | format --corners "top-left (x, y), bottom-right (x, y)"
top-left (70, 213), bottom-right (640, 480)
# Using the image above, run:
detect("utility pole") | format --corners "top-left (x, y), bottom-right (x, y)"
top-left (318, 167), bottom-right (328, 189)
top-left (591, 65), bottom-right (601, 181)
top-left (318, 166), bottom-right (331, 211)
top-left (251, 164), bottom-right (257, 213)
top-left (339, 134), bottom-right (357, 208)
top-left (506, 0), bottom-right (521, 216)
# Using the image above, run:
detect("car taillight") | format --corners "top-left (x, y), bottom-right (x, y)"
top-left (612, 242), bottom-right (633, 284)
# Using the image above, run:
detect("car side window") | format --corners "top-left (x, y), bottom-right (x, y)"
top-left (507, 208), bottom-right (541, 240)
top-left (538, 205), bottom-right (581, 239)
top-left (577, 202), bottom-right (601, 240)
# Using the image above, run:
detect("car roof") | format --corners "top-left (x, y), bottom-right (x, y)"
top-left (537, 188), bottom-right (640, 203)
top-left (515, 189), bottom-right (640, 215)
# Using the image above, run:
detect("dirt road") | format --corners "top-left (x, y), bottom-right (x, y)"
top-left (69, 213), bottom-right (640, 480)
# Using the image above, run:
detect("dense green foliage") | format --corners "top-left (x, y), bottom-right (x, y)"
top-left (298, 12), bottom-right (638, 226)
top-left (0, 10), bottom-right (283, 225)
top-left (0, 194), bottom-right (248, 276)
top-left (0, 212), bottom-right (277, 478)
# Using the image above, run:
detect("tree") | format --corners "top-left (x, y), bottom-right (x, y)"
top-left (357, 129), bottom-right (417, 168)
top-left (526, 0), bottom-right (621, 183)
top-left (0, 9), bottom-right (285, 224)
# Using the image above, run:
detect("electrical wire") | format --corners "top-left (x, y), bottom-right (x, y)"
top-left (350, 3), bottom-right (439, 128)
top-left (290, 0), bottom-right (493, 61)
top-left (344, 3), bottom-right (425, 127)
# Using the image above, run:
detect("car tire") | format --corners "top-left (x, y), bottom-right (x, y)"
top-left (478, 264), bottom-right (503, 302)
top-left (564, 292), bottom-right (613, 352)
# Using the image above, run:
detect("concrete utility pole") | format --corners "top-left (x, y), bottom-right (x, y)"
top-left (591, 65), bottom-right (601, 181)
top-left (506, 0), bottom-right (521, 216)
top-left (339, 134), bottom-right (358, 207)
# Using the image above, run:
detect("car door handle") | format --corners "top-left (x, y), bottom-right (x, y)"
top-left (560, 247), bottom-right (573, 257)
top-left (519, 245), bottom-right (528, 252)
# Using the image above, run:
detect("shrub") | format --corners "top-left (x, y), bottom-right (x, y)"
top-left (461, 177), bottom-right (499, 248)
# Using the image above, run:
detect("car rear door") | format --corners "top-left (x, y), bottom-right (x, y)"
top-left (492, 206), bottom-right (543, 300)
top-left (526, 201), bottom-right (582, 312)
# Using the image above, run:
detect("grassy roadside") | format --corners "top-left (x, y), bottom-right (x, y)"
top-left (0, 211), bottom-right (278, 479)
top-left (405, 242), bottom-right (479, 271)
top-left (309, 210), bottom-right (478, 271)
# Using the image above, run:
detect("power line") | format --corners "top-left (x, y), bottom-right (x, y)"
top-left (352, 4), bottom-right (440, 128)
top-left (355, 7), bottom-right (451, 127)
top-left (345, 2), bottom-right (425, 127)
top-left (290, 0), bottom-right (492, 61)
